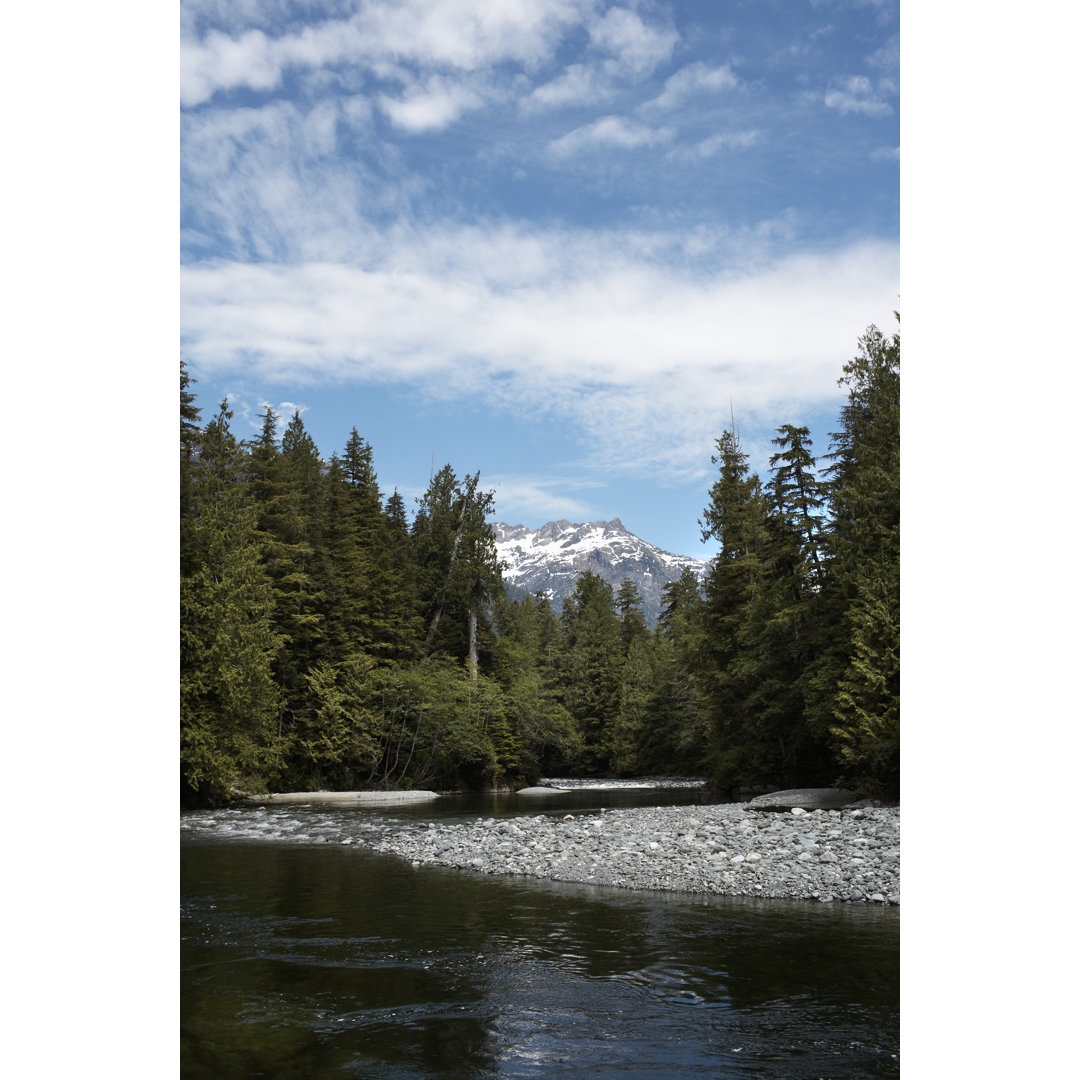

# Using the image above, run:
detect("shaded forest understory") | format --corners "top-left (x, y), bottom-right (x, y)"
top-left (181, 321), bottom-right (899, 807)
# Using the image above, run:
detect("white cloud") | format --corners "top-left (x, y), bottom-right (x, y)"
top-left (548, 114), bottom-right (675, 156)
top-left (181, 97), bottom-right (439, 263)
top-left (586, 5), bottom-right (679, 77)
top-left (824, 75), bottom-right (892, 116)
top-left (181, 234), bottom-right (899, 480)
top-left (357, 0), bottom-right (589, 71)
top-left (670, 129), bottom-right (762, 161)
top-left (871, 145), bottom-right (900, 162)
top-left (181, 29), bottom-right (282, 106)
top-left (523, 63), bottom-right (612, 112)
top-left (643, 61), bottom-right (739, 112)
top-left (378, 77), bottom-right (485, 132)
top-left (487, 475), bottom-right (605, 523)
top-left (181, 0), bottom-right (598, 108)
top-left (867, 34), bottom-right (899, 74)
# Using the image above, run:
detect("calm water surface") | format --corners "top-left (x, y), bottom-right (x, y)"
top-left (181, 786), bottom-right (899, 1079)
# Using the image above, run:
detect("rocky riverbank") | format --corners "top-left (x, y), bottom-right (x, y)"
top-left (363, 801), bottom-right (900, 905)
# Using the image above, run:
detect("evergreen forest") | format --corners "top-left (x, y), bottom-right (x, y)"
top-left (181, 320), bottom-right (899, 806)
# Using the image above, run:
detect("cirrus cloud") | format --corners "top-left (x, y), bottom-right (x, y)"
top-left (824, 74), bottom-right (893, 116)
top-left (548, 114), bottom-right (675, 156)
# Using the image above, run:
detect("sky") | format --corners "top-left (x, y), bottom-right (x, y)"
top-left (180, 0), bottom-right (900, 559)
top-left (12, 4), bottom-right (1080, 1069)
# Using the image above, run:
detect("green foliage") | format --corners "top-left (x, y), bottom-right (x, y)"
top-left (492, 592), bottom-right (582, 777)
top-left (560, 572), bottom-right (624, 772)
top-left (178, 316), bottom-right (898, 802)
top-left (413, 467), bottom-right (503, 676)
top-left (366, 660), bottom-right (501, 790)
top-left (693, 324), bottom-right (899, 798)
top-left (180, 400), bottom-right (283, 804)
top-left (245, 407), bottom-right (326, 714)
top-left (293, 655), bottom-right (382, 788)
top-left (642, 571), bottom-right (711, 773)
top-left (807, 320), bottom-right (900, 794)
top-left (609, 635), bottom-right (656, 775)
top-left (830, 566), bottom-right (900, 793)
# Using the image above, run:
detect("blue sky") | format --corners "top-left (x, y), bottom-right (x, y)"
top-left (180, 0), bottom-right (899, 558)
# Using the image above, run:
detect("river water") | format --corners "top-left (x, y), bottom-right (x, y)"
top-left (181, 784), bottom-right (899, 1079)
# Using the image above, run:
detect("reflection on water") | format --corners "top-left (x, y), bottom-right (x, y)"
top-left (181, 793), bottom-right (899, 1079)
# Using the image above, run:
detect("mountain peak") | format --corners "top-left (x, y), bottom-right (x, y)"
top-left (493, 519), bottom-right (710, 626)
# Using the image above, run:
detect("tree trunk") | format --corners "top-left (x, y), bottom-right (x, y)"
top-left (467, 597), bottom-right (478, 680)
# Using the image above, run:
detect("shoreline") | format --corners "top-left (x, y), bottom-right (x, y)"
top-left (361, 801), bottom-right (899, 906)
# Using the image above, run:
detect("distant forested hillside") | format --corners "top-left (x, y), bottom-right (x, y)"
top-left (181, 319), bottom-right (899, 805)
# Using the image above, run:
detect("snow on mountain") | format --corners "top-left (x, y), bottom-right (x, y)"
top-left (494, 518), bottom-right (711, 627)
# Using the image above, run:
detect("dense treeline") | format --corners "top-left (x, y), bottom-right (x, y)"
top-left (181, 320), bottom-right (899, 806)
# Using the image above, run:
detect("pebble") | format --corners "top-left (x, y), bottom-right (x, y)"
top-left (356, 802), bottom-right (900, 905)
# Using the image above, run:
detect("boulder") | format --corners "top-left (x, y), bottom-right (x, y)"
top-left (747, 788), bottom-right (857, 811)
top-left (515, 786), bottom-right (570, 796)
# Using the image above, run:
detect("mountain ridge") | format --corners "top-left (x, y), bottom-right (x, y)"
top-left (493, 518), bottom-right (711, 626)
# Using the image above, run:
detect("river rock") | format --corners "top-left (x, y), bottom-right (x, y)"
top-left (360, 801), bottom-right (899, 906)
top-left (515, 786), bottom-right (570, 796)
top-left (748, 788), bottom-right (857, 811)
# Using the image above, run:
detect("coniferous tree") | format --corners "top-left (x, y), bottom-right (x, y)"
top-left (180, 361), bottom-right (201, 578)
top-left (245, 407), bottom-right (324, 723)
top-left (335, 429), bottom-right (386, 655)
top-left (647, 569), bottom-right (710, 773)
top-left (610, 635), bottom-right (657, 775)
top-left (724, 423), bottom-right (832, 785)
top-left (699, 423), bottom-right (771, 790)
top-left (319, 429), bottom-right (416, 663)
top-left (297, 653), bottom-right (382, 788)
top-left (768, 424), bottom-right (826, 591)
top-left (455, 476), bottom-right (504, 679)
top-left (180, 400), bottom-right (283, 803)
top-left (413, 467), bottom-right (503, 674)
top-left (277, 410), bottom-right (328, 674)
top-left (492, 592), bottom-right (580, 777)
top-left (413, 464), bottom-right (465, 654)
top-left (180, 361), bottom-right (200, 453)
top-left (609, 581), bottom-right (654, 774)
top-left (808, 321), bottom-right (901, 794)
top-left (380, 489), bottom-right (424, 661)
top-left (560, 571), bottom-right (623, 772)
top-left (615, 580), bottom-right (650, 654)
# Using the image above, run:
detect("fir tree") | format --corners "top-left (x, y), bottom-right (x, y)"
top-left (180, 400), bottom-right (283, 803)
top-left (810, 321), bottom-right (901, 794)
top-left (413, 467), bottom-right (503, 675)
top-left (180, 362), bottom-right (201, 578)
top-left (319, 429), bottom-right (417, 663)
top-left (560, 571), bottom-right (623, 772)
top-left (243, 406), bottom-right (325, 731)
top-left (699, 422), bottom-right (771, 790)
top-left (648, 569), bottom-right (710, 773)
top-left (492, 592), bottom-right (580, 777)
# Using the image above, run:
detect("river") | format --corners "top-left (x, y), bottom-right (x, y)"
top-left (181, 783), bottom-right (899, 1078)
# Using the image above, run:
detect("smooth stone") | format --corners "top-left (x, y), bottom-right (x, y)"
top-left (516, 786), bottom-right (571, 795)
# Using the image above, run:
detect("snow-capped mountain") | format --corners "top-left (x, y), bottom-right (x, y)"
top-left (494, 518), bottom-right (711, 626)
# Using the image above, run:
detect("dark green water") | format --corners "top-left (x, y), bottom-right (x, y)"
top-left (181, 790), bottom-right (899, 1079)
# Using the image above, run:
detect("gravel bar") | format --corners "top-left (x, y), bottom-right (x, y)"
top-left (361, 802), bottom-right (899, 905)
